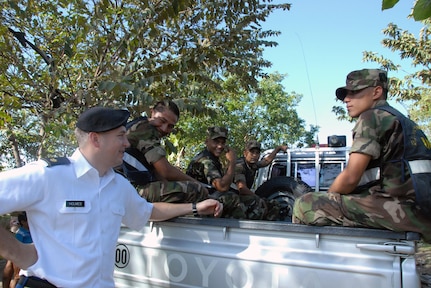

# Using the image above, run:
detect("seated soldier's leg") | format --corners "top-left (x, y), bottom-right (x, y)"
top-left (292, 191), bottom-right (412, 229)
top-left (292, 192), bottom-right (346, 225)
top-left (180, 181), bottom-right (209, 203)
top-left (138, 182), bottom-right (161, 202)
top-left (138, 181), bottom-right (209, 203)
top-left (263, 198), bottom-right (285, 221)
top-left (216, 192), bottom-right (247, 219)
top-left (240, 194), bottom-right (267, 220)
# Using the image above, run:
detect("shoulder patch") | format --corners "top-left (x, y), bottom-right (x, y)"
top-left (42, 157), bottom-right (71, 167)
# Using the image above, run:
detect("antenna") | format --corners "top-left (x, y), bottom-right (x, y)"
top-left (296, 33), bottom-right (319, 146)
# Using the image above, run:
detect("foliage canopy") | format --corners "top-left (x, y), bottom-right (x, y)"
top-left (2, 0), bottom-right (312, 169)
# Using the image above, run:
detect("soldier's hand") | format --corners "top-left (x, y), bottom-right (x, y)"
top-left (224, 146), bottom-right (237, 162)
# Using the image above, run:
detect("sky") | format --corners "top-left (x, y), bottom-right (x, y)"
top-left (261, 0), bottom-right (424, 146)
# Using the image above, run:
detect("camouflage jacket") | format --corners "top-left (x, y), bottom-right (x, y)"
top-left (234, 157), bottom-right (259, 188)
top-left (186, 149), bottom-right (224, 186)
top-left (351, 100), bottom-right (414, 201)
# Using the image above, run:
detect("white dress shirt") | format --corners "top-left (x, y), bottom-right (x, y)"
top-left (0, 149), bottom-right (153, 287)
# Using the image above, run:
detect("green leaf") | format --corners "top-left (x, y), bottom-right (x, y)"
top-left (382, 0), bottom-right (399, 10)
top-left (413, 0), bottom-right (431, 20)
top-left (64, 39), bottom-right (73, 58)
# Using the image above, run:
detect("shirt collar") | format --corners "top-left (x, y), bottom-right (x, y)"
top-left (70, 149), bottom-right (116, 187)
top-left (71, 149), bottom-right (97, 178)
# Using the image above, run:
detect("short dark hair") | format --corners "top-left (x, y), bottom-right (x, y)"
top-left (18, 212), bottom-right (27, 225)
top-left (153, 100), bottom-right (180, 119)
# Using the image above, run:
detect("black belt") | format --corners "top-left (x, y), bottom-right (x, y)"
top-left (17, 276), bottom-right (57, 288)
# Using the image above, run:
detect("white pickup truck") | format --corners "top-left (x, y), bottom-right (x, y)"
top-left (114, 137), bottom-right (422, 288)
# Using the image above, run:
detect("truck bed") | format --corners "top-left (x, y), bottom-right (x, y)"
top-left (167, 217), bottom-right (420, 241)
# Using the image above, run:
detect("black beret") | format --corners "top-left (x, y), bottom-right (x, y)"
top-left (76, 107), bottom-right (130, 132)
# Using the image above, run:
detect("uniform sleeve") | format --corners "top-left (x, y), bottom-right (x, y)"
top-left (120, 177), bottom-right (153, 231)
top-left (127, 120), bottom-right (166, 164)
top-left (0, 163), bottom-right (46, 215)
top-left (234, 160), bottom-right (247, 184)
top-left (201, 158), bottom-right (223, 186)
top-left (350, 109), bottom-right (394, 160)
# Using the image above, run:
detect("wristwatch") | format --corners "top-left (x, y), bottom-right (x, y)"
top-left (192, 203), bottom-right (199, 217)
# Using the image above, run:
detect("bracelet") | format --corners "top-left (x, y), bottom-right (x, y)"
top-left (192, 203), bottom-right (199, 217)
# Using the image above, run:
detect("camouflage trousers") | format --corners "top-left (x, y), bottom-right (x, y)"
top-left (212, 191), bottom-right (283, 221)
top-left (292, 191), bottom-right (431, 242)
top-left (137, 180), bottom-right (209, 203)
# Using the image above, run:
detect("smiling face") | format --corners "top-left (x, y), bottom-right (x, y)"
top-left (205, 137), bottom-right (227, 157)
top-left (343, 86), bottom-right (383, 118)
top-left (149, 107), bottom-right (178, 137)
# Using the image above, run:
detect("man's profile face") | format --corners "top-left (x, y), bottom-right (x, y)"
top-left (96, 126), bottom-right (130, 168)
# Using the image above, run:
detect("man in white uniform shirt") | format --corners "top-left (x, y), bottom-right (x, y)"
top-left (0, 107), bottom-right (223, 288)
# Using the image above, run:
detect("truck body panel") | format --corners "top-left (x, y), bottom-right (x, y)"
top-left (114, 217), bottom-right (420, 288)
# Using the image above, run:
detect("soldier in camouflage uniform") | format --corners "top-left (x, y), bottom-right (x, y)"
top-left (125, 100), bottom-right (209, 203)
top-left (234, 140), bottom-right (289, 220)
top-left (292, 68), bottom-right (431, 242)
top-left (186, 127), bottom-right (281, 220)
top-left (235, 140), bottom-right (288, 193)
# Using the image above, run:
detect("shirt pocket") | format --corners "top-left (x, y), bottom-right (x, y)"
top-left (110, 204), bottom-right (125, 217)
top-left (56, 200), bottom-right (93, 245)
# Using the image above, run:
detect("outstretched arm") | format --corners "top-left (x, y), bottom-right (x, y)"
top-left (258, 145), bottom-right (288, 167)
top-left (150, 199), bottom-right (223, 221)
top-left (0, 228), bottom-right (37, 269)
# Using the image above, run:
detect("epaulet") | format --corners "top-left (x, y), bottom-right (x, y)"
top-left (42, 157), bottom-right (71, 167)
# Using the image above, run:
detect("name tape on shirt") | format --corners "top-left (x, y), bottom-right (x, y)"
top-left (66, 201), bottom-right (85, 208)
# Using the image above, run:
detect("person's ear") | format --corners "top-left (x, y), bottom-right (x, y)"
top-left (89, 132), bottom-right (101, 147)
top-left (372, 86), bottom-right (383, 100)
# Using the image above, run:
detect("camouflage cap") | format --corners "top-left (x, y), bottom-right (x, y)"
top-left (207, 126), bottom-right (228, 139)
top-left (245, 140), bottom-right (261, 151)
top-left (336, 69), bottom-right (388, 100)
top-left (76, 107), bottom-right (130, 132)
